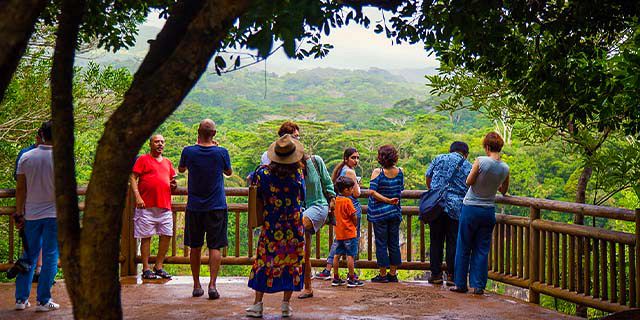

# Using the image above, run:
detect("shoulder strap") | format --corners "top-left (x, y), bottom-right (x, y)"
top-left (250, 165), bottom-right (263, 185)
top-left (310, 156), bottom-right (326, 192)
top-left (445, 157), bottom-right (466, 187)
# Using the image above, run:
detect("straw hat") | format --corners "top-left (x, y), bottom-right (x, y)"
top-left (267, 134), bottom-right (304, 164)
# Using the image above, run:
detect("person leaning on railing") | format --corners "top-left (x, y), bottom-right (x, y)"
top-left (246, 134), bottom-right (306, 318)
top-left (450, 132), bottom-right (510, 295)
top-left (315, 147), bottom-right (362, 281)
top-left (367, 145), bottom-right (404, 283)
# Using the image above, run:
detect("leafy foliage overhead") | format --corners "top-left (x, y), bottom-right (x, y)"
top-left (382, 1), bottom-right (640, 136)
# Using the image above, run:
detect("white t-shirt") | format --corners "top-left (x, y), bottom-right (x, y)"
top-left (260, 150), bottom-right (270, 166)
top-left (16, 145), bottom-right (56, 220)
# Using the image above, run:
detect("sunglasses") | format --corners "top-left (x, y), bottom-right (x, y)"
top-left (349, 156), bottom-right (360, 160)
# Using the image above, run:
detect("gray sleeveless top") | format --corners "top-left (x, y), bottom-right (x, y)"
top-left (463, 156), bottom-right (509, 207)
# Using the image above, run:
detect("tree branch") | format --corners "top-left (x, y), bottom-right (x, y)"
top-left (50, 0), bottom-right (87, 316)
top-left (0, 0), bottom-right (49, 103)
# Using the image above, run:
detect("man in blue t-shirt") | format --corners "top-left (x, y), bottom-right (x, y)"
top-left (178, 119), bottom-right (232, 300)
top-left (425, 141), bottom-right (472, 286)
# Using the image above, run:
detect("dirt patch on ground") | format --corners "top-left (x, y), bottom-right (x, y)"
top-left (0, 277), bottom-right (580, 319)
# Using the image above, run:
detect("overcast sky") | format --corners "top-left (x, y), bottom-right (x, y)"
top-left (144, 8), bottom-right (438, 73)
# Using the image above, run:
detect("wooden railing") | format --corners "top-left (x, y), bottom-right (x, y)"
top-left (1, 187), bottom-right (638, 314)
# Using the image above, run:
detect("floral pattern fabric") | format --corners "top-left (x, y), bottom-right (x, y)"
top-left (248, 167), bottom-right (306, 293)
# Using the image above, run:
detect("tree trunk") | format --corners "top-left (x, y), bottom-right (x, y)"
top-left (71, 1), bottom-right (250, 318)
top-left (0, 0), bottom-right (49, 102)
top-left (50, 0), bottom-right (88, 318)
top-left (574, 165), bottom-right (592, 318)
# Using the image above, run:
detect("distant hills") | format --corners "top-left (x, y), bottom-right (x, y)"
top-left (80, 25), bottom-right (449, 128)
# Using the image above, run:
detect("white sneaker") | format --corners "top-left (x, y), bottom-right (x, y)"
top-left (15, 300), bottom-right (31, 310)
top-left (245, 301), bottom-right (263, 318)
top-left (36, 299), bottom-right (60, 312)
top-left (281, 301), bottom-right (293, 318)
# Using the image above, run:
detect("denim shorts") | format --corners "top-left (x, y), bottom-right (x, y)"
top-left (302, 204), bottom-right (328, 234)
top-left (334, 238), bottom-right (358, 257)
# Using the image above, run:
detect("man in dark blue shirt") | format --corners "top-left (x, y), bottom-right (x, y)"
top-left (425, 141), bottom-right (472, 285)
top-left (179, 119), bottom-right (232, 300)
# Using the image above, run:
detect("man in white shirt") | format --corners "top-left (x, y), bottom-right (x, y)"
top-left (13, 121), bottom-right (60, 312)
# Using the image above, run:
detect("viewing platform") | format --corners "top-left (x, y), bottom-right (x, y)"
top-left (1, 187), bottom-right (639, 318)
top-left (0, 276), bottom-right (579, 319)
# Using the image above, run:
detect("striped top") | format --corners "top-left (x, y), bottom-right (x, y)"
top-left (367, 168), bottom-right (404, 223)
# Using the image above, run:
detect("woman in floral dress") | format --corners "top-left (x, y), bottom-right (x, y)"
top-left (247, 134), bottom-right (306, 318)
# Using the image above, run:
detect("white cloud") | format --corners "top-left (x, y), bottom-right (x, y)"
top-left (143, 8), bottom-right (438, 73)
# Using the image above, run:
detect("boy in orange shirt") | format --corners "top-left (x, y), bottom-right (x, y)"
top-left (331, 176), bottom-right (364, 288)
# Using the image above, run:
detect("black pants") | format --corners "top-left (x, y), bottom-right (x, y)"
top-left (428, 214), bottom-right (459, 277)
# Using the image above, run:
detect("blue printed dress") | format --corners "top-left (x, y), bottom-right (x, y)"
top-left (248, 167), bottom-right (306, 293)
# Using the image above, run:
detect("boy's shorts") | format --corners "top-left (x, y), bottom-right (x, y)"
top-left (335, 238), bottom-right (358, 257)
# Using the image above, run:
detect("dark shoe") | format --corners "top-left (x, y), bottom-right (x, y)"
top-left (450, 286), bottom-right (468, 293)
top-left (473, 288), bottom-right (484, 295)
top-left (370, 274), bottom-right (389, 283)
top-left (347, 278), bottom-right (364, 288)
top-left (314, 269), bottom-right (332, 280)
top-left (297, 291), bottom-right (313, 299)
top-left (153, 267), bottom-right (172, 279)
top-left (192, 287), bottom-right (204, 297)
top-left (142, 269), bottom-right (158, 280)
top-left (331, 278), bottom-right (345, 286)
top-left (208, 287), bottom-right (220, 300)
top-left (386, 274), bottom-right (398, 283)
top-left (428, 274), bottom-right (443, 284)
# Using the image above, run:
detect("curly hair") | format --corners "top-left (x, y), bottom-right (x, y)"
top-left (377, 145), bottom-right (398, 169)
top-left (278, 121), bottom-right (300, 137)
top-left (482, 132), bottom-right (505, 153)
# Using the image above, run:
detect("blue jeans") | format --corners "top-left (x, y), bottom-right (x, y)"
top-left (373, 217), bottom-right (401, 268)
top-left (15, 218), bottom-right (58, 304)
top-left (454, 205), bottom-right (495, 290)
top-left (327, 216), bottom-right (361, 265)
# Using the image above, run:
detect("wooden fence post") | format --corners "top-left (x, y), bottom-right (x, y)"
top-left (529, 206), bottom-right (540, 304)
top-left (635, 208), bottom-right (640, 307)
top-left (120, 187), bottom-right (137, 277)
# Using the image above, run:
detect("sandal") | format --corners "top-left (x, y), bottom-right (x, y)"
top-left (153, 267), bottom-right (172, 279)
top-left (297, 291), bottom-right (313, 299)
top-left (142, 269), bottom-right (158, 280)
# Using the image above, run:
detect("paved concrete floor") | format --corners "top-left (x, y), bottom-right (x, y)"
top-left (0, 276), bottom-right (580, 319)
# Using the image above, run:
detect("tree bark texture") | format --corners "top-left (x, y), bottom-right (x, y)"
top-left (50, 0), bottom-right (90, 318)
top-left (79, 0), bottom-right (250, 318)
top-left (574, 165), bottom-right (592, 318)
top-left (0, 0), bottom-right (49, 103)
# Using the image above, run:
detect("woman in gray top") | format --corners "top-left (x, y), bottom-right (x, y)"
top-left (450, 132), bottom-right (510, 295)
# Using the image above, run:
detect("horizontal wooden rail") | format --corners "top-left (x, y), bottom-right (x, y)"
top-left (531, 219), bottom-right (635, 245)
top-left (140, 256), bottom-right (435, 270)
top-left (1, 186), bottom-right (634, 220)
top-left (531, 282), bottom-right (630, 313)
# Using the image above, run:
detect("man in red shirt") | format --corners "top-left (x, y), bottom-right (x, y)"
top-left (130, 134), bottom-right (177, 279)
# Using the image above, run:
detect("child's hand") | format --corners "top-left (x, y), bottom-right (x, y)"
top-left (388, 198), bottom-right (399, 205)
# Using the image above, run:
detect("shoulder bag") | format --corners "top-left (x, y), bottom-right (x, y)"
top-left (419, 157), bottom-right (466, 223)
